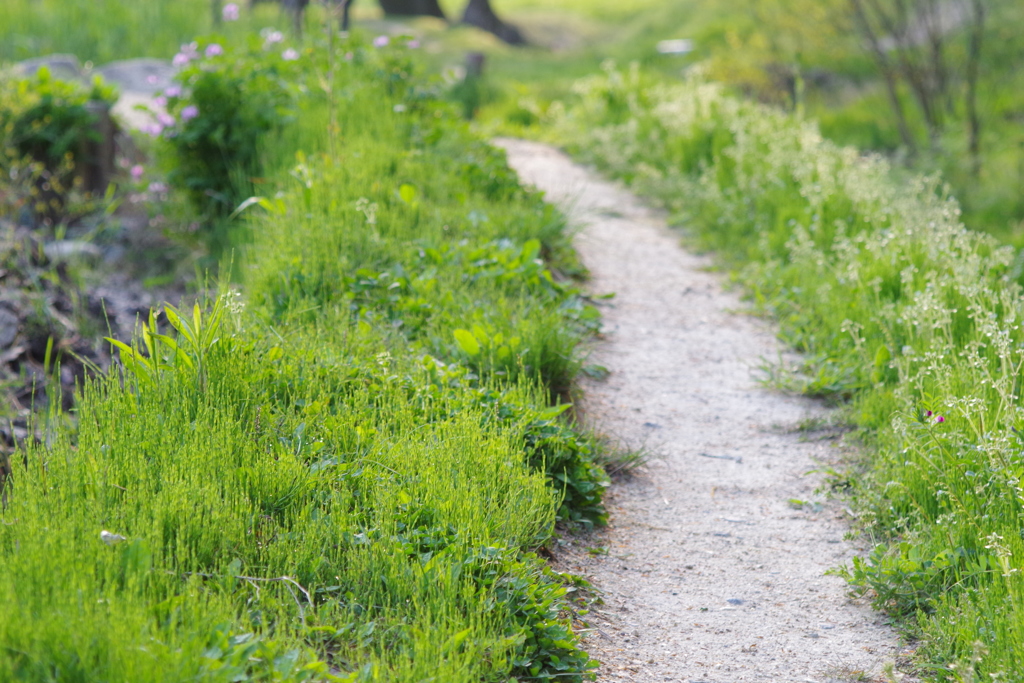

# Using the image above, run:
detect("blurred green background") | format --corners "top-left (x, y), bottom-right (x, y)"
top-left (3, 0), bottom-right (1021, 246)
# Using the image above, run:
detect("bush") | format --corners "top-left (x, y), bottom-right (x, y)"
top-left (0, 67), bottom-right (118, 224)
top-left (153, 36), bottom-right (303, 217)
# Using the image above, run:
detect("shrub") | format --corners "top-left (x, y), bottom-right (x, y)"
top-left (0, 67), bottom-right (117, 224)
top-left (154, 36), bottom-right (302, 217)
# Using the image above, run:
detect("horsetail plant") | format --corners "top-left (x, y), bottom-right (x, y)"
top-left (106, 297), bottom-right (227, 390)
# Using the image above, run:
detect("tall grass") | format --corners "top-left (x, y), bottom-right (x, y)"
top-left (552, 65), bottom-right (1024, 679)
top-left (2, 0), bottom-right (208, 63)
top-left (0, 0), bottom-right (311, 64)
top-left (0, 34), bottom-right (601, 682)
top-left (2, 329), bottom-right (564, 680)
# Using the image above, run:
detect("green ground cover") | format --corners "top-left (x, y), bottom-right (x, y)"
top-left (0, 33), bottom-right (605, 682)
top-left (549, 64), bottom-right (1024, 679)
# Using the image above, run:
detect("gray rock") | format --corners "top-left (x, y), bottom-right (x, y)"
top-left (44, 240), bottom-right (103, 262)
top-left (96, 58), bottom-right (176, 95)
top-left (14, 54), bottom-right (86, 84)
top-left (0, 308), bottom-right (18, 349)
top-left (112, 92), bottom-right (163, 131)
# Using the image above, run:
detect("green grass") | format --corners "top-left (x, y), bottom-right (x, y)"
top-left (2, 0), bottom-right (222, 63)
top-left (0, 33), bottom-right (603, 682)
top-left (550, 64), bottom-right (1024, 679)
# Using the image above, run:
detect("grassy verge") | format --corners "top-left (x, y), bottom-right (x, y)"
top-left (0, 34), bottom-right (604, 682)
top-left (548, 65), bottom-right (1024, 679)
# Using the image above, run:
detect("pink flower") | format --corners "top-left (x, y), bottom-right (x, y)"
top-left (935, 415), bottom-right (945, 424)
top-left (344, 51), bottom-right (354, 61)
top-left (373, 35), bottom-right (390, 48)
top-left (180, 105), bottom-right (199, 122)
top-left (174, 42), bottom-right (199, 66)
top-left (205, 43), bottom-right (223, 58)
top-left (157, 112), bottom-right (175, 127)
top-left (144, 123), bottom-right (163, 137)
top-left (262, 28), bottom-right (284, 45)
top-left (146, 74), bottom-right (159, 84)
top-left (407, 39), bottom-right (420, 49)
top-left (130, 165), bottom-right (144, 181)
top-left (148, 182), bottom-right (168, 194)
top-left (164, 85), bottom-right (182, 98)
top-left (154, 96), bottom-right (167, 107)
top-left (282, 48), bottom-right (299, 61)
top-left (222, 2), bottom-right (240, 21)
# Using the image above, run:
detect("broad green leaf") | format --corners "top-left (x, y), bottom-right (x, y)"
top-left (229, 195), bottom-right (283, 220)
top-left (154, 333), bottom-right (195, 369)
top-left (537, 404), bottom-right (571, 421)
top-left (470, 324), bottom-right (489, 344)
top-left (441, 628), bottom-right (472, 654)
top-left (453, 329), bottom-right (480, 356)
top-left (163, 305), bottom-right (197, 347)
top-left (521, 238), bottom-right (541, 262)
top-left (398, 183), bottom-right (417, 204)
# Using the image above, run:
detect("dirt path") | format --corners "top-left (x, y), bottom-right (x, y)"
top-left (497, 139), bottom-right (912, 683)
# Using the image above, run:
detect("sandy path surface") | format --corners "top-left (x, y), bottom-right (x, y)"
top-left (497, 139), bottom-right (912, 683)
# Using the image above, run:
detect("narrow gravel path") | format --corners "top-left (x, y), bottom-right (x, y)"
top-left (497, 139), bottom-right (912, 683)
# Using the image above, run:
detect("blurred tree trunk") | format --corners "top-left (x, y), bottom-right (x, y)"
top-left (375, 0), bottom-right (525, 45)
top-left (848, 0), bottom-right (918, 154)
top-left (340, 0), bottom-right (355, 30)
top-left (237, 0), bottom-right (525, 45)
top-left (965, 0), bottom-right (985, 177)
top-left (847, 0), bottom-right (988, 165)
top-left (284, 0), bottom-right (310, 35)
top-left (378, 0), bottom-right (446, 19)
top-left (857, 0), bottom-right (942, 143)
top-left (462, 0), bottom-right (526, 45)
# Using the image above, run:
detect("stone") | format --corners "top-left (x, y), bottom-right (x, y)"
top-left (14, 54), bottom-right (86, 83)
top-left (0, 308), bottom-right (18, 349)
top-left (96, 58), bottom-right (176, 95)
top-left (43, 240), bottom-right (103, 262)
